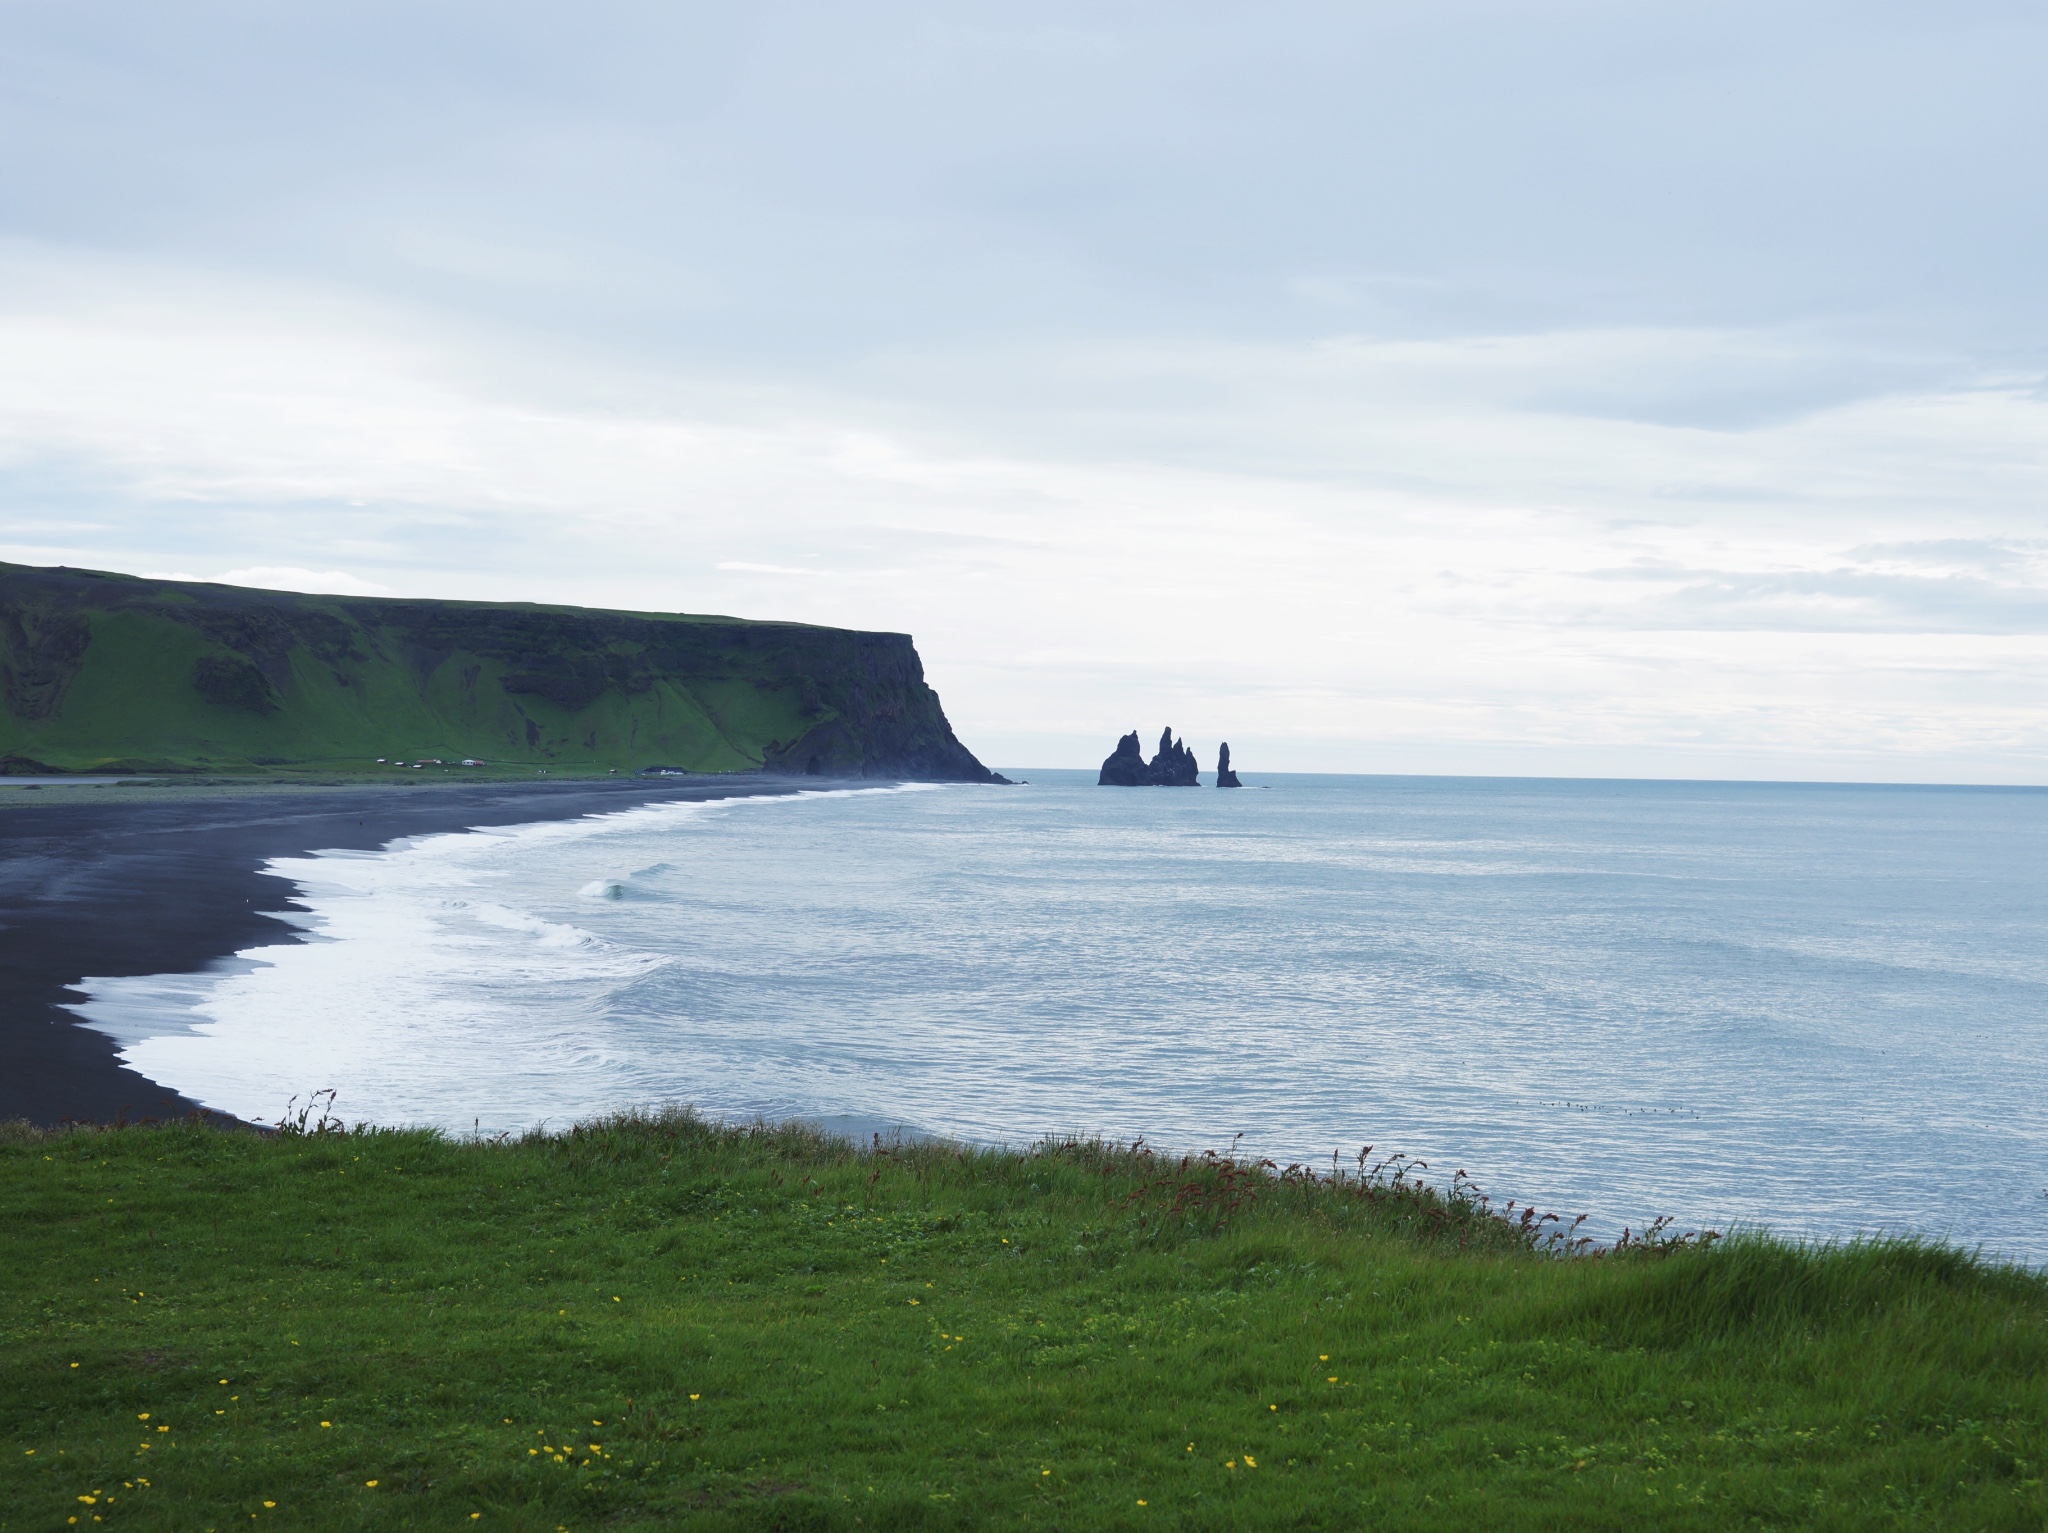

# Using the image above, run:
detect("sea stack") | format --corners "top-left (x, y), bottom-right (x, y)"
top-left (1098, 727), bottom-right (1201, 786)
top-left (1216, 743), bottom-right (1242, 788)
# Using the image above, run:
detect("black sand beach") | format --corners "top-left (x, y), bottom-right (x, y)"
top-left (0, 776), bottom-right (801, 1127)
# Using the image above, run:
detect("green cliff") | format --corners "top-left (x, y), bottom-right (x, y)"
top-left (0, 563), bottom-right (998, 780)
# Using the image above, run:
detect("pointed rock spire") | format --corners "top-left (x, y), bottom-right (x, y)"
top-left (1216, 742), bottom-right (1241, 787)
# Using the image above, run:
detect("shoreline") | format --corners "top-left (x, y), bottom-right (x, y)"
top-left (0, 775), bottom-right (807, 1127)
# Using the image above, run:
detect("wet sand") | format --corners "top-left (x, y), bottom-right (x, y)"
top-left (0, 776), bottom-right (800, 1127)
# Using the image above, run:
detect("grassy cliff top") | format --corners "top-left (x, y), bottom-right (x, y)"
top-left (1, 562), bottom-right (842, 631)
top-left (0, 563), bottom-right (994, 780)
top-left (2, 1110), bottom-right (2041, 1529)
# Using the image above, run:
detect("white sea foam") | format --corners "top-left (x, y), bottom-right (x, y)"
top-left (73, 785), bottom-right (921, 1132)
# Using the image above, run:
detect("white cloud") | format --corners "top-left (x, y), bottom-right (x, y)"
top-left (2, 249), bottom-right (2045, 782)
top-left (143, 567), bottom-right (393, 597)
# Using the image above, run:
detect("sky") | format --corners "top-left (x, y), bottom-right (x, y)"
top-left (3, 1), bottom-right (2046, 780)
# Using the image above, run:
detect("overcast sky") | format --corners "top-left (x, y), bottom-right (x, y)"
top-left (4, 1), bottom-right (2046, 778)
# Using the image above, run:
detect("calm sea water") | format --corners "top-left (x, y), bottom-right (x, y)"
top-left (75, 773), bottom-right (2048, 1262)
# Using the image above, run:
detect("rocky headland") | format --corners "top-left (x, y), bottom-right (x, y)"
top-left (0, 562), bottom-right (1002, 781)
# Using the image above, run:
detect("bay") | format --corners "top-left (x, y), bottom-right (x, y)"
top-left (78, 771), bottom-right (2048, 1262)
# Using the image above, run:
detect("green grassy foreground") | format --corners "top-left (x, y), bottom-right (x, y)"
top-left (1, 1114), bottom-right (2042, 1530)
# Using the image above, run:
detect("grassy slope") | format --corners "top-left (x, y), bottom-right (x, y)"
top-left (5, 564), bottom-right (998, 779)
top-left (2, 1116), bottom-right (2041, 1531)
top-left (17, 606), bottom-right (808, 776)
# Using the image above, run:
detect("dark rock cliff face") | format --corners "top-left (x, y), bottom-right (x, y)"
top-left (0, 562), bottom-right (1003, 781)
top-left (748, 631), bottom-right (1002, 782)
top-left (1098, 727), bottom-right (1200, 786)
top-left (1216, 742), bottom-right (1242, 788)
top-left (0, 604), bottom-right (90, 723)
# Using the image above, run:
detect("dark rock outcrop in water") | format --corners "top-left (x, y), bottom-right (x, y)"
top-left (1097, 731), bottom-right (1146, 785)
top-left (1098, 727), bottom-right (1200, 786)
top-left (1216, 742), bottom-right (1242, 788)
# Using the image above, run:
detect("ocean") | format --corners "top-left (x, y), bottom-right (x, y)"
top-left (71, 772), bottom-right (2048, 1263)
